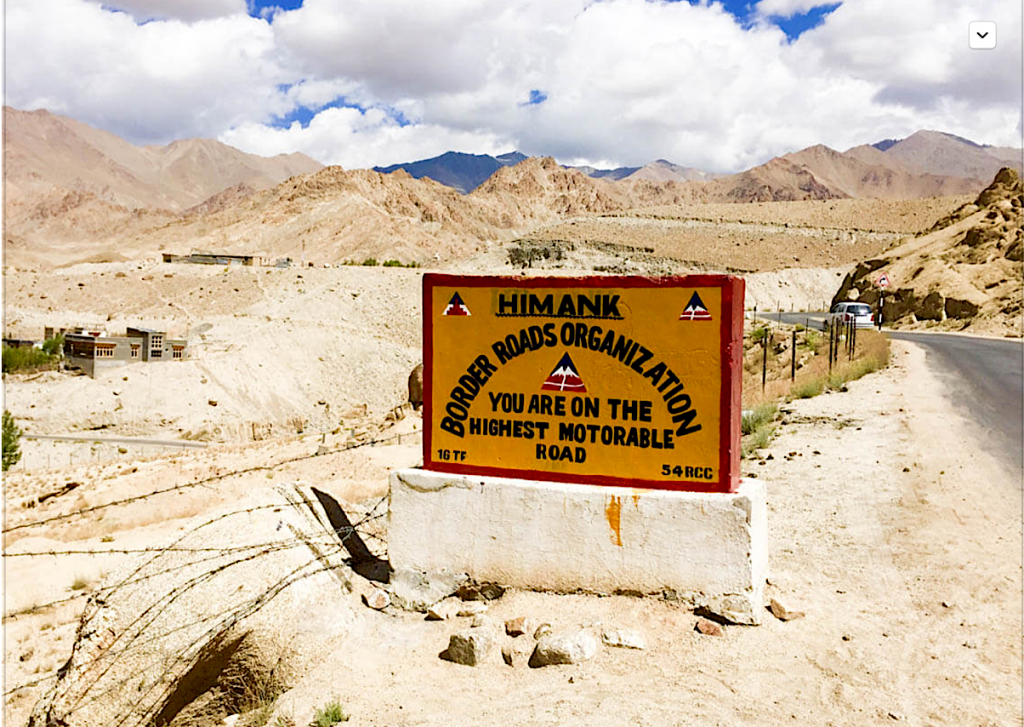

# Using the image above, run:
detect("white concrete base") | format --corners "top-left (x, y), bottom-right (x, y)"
top-left (388, 470), bottom-right (767, 623)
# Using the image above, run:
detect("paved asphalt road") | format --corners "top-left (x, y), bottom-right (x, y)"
top-left (23, 433), bottom-right (208, 449)
top-left (757, 312), bottom-right (1023, 477)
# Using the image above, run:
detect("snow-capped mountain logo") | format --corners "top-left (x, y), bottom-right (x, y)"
top-left (443, 292), bottom-right (471, 316)
top-left (679, 292), bottom-right (712, 321)
top-left (541, 353), bottom-right (587, 393)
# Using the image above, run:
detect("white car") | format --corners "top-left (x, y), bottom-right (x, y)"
top-left (827, 301), bottom-right (875, 329)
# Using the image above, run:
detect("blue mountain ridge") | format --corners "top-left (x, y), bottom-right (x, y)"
top-left (373, 150), bottom-right (639, 193)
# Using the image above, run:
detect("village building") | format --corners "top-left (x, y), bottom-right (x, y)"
top-left (162, 252), bottom-right (263, 266)
top-left (61, 326), bottom-right (187, 377)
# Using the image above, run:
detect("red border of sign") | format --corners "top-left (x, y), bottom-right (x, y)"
top-left (423, 274), bottom-right (744, 493)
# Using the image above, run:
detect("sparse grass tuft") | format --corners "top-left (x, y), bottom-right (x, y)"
top-left (741, 403), bottom-right (777, 436)
top-left (311, 699), bottom-right (348, 726)
top-left (245, 699), bottom-right (277, 727)
top-left (792, 379), bottom-right (824, 399)
top-left (741, 422), bottom-right (775, 458)
top-left (801, 329), bottom-right (821, 351)
top-left (749, 326), bottom-right (770, 344)
top-left (222, 656), bottom-right (287, 727)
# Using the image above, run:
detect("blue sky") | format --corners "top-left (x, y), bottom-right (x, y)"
top-left (249, 0), bottom-right (301, 17)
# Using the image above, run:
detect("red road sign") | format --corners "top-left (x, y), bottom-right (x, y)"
top-left (876, 273), bottom-right (891, 289)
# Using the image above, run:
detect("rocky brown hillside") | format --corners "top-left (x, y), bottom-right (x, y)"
top-left (7, 108), bottom-right (1015, 270)
top-left (832, 167), bottom-right (1022, 336)
top-left (4, 156), bottom-right (716, 268)
top-left (3, 107), bottom-right (322, 211)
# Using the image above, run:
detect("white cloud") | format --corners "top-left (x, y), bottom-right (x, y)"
top-left (6, 0), bottom-right (292, 143)
top-left (220, 106), bottom-right (512, 169)
top-left (755, 0), bottom-right (836, 18)
top-left (88, 0), bottom-right (248, 21)
top-left (6, 0), bottom-right (1022, 171)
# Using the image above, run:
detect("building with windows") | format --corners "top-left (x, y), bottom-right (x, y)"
top-left (162, 252), bottom-right (262, 266)
top-left (62, 327), bottom-right (187, 377)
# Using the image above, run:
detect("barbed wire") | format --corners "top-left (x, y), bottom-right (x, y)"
top-left (4, 492), bottom-right (389, 714)
top-left (3, 499), bottom-right (387, 620)
top-left (2, 425), bottom-right (396, 708)
top-left (64, 495), bottom-right (388, 725)
top-left (3, 427), bottom-right (419, 535)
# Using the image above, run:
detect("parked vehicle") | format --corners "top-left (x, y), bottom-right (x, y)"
top-left (826, 301), bottom-right (875, 329)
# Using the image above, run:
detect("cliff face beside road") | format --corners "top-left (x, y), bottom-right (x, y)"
top-left (832, 167), bottom-right (1023, 336)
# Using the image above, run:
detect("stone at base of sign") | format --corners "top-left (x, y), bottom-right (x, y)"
top-left (388, 469), bottom-right (767, 624)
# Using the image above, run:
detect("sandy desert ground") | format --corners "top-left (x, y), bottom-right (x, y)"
top-left (3, 186), bottom-right (1019, 727)
top-left (4, 341), bottom-right (1019, 726)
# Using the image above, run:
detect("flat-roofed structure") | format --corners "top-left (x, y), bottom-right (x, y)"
top-left (64, 327), bottom-right (187, 377)
top-left (162, 253), bottom-right (260, 266)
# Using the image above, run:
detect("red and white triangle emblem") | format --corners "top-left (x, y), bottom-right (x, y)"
top-left (679, 292), bottom-right (712, 321)
top-left (443, 292), bottom-right (471, 316)
top-left (541, 353), bottom-right (587, 393)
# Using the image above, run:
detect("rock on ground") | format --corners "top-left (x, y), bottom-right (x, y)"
top-left (505, 616), bottom-right (534, 637)
top-left (768, 598), bottom-right (805, 621)
top-left (390, 567), bottom-right (469, 612)
top-left (700, 593), bottom-right (761, 625)
top-left (601, 628), bottom-right (647, 650)
top-left (529, 629), bottom-right (598, 667)
top-left (441, 629), bottom-right (495, 667)
top-left (364, 588), bottom-right (390, 610)
top-left (502, 640), bottom-right (533, 667)
top-left (425, 598), bottom-right (461, 621)
top-left (408, 364), bottom-right (423, 408)
top-left (695, 618), bottom-right (724, 636)
top-left (457, 601), bottom-right (488, 617)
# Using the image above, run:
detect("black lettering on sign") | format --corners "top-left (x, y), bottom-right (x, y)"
top-left (441, 324), bottom-right (705, 441)
top-left (558, 423), bottom-right (674, 450)
top-left (498, 293), bottom-right (622, 320)
top-left (536, 444), bottom-right (587, 462)
top-left (440, 353), bottom-right (499, 438)
top-left (468, 418), bottom-right (550, 440)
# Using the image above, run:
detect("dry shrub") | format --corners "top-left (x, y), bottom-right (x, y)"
top-left (743, 327), bottom-right (890, 408)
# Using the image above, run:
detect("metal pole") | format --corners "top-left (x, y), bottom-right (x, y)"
top-left (791, 328), bottom-right (796, 381)
top-left (828, 322), bottom-right (834, 374)
top-left (762, 336), bottom-right (768, 393)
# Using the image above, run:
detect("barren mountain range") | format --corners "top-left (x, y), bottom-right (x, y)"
top-left (3, 106), bottom-right (1021, 269)
top-left (3, 107), bottom-right (322, 210)
top-left (373, 150), bottom-right (527, 194)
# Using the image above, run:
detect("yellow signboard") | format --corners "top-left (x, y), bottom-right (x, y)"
top-left (423, 275), bottom-right (744, 492)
